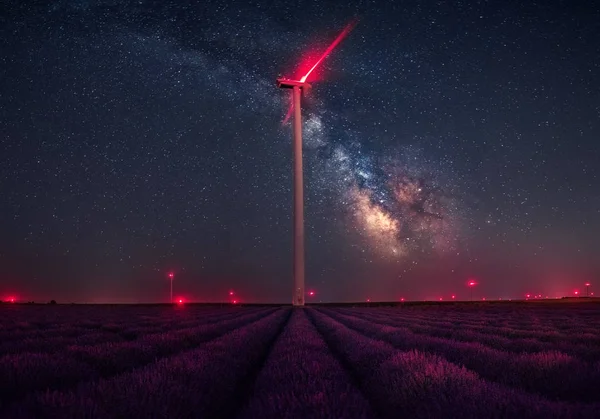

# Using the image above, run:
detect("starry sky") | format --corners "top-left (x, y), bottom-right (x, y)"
top-left (1, 0), bottom-right (599, 303)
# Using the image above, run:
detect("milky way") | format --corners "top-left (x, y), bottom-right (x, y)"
top-left (298, 107), bottom-right (463, 260)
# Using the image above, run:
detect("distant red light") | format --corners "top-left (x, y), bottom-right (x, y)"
top-left (451, 295), bottom-right (455, 299)
top-left (177, 298), bottom-right (184, 304)
top-left (168, 272), bottom-right (174, 279)
top-left (482, 297), bottom-right (486, 301)
top-left (585, 283), bottom-right (591, 287)
top-left (233, 300), bottom-right (237, 304)
top-left (400, 298), bottom-right (405, 302)
top-left (309, 291), bottom-right (315, 296)
top-left (574, 291), bottom-right (579, 295)
top-left (229, 291), bottom-right (234, 296)
top-left (8, 297), bottom-right (15, 303)
top-left (366, 299), bottom-right (370, 302)
top-left (439, 297), bottom-right (443, 301)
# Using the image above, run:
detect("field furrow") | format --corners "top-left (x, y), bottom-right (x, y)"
top-left (238, 308), bottom-right (377, 419)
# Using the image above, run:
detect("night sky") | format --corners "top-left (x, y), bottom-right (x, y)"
top-left (1, 0), bottom-right (599, 303)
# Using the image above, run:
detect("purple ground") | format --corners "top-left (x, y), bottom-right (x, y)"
top-left (1, 303), bottom-right (599, 418)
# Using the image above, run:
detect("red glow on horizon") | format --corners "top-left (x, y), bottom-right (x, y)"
top-left (366, 298), bottom-right (370, 302)
top-left (585, 283), bottom-right (591, 287)
top-left (574, 290), bottom-right (579, 295)
top-left (451, 295), bottom-right (456, 299)
top-left (299, 20), bottom-right (358, 83)
top-left (229, 291), bottom-right (234, 296)
top-left (400, 298), bottom-right (405, 302)
top-left (177, 298), bottom-right (184, 304)
top-left (7, 297), bottom-right (15, 303)
top-left (233, 299), bottom-right (238, 304)
top-left (309, 291), bottom-right (315, 296)
top-left (168, 272), bottom-right (174, 279)
top-left (468, 280), bottom-right (477, 287)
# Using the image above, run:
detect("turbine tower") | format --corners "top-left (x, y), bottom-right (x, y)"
top-left (277, 78), bottom-right (310, 306)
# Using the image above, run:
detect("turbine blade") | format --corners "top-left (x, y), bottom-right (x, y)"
top-left (300, 19), bottom-right (358, 83)
top-left (282, 100), bottom-right (294, 125)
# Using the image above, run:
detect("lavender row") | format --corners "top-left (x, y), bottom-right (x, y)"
top-left (0, 305), bottom-right (244, 334)
top-left (101, 307), bottom-right (268, 341)
top-left (0, 306), bottom-right (158, 331)
top-left (7, 308), bottom-right (291, 419)
top-left (343, 307), bottom-right (600, 355)
top-left (0, 306), bottom-right (256, 344)
top-left (0, 310), bottom-right (258, 355)
top-left (0, 307), bottom-right (276, 407)
top-left (238, 309), bottom-right (376, 419)
top-left (0, 332), bottom-right (127, 359)
top-left (0, 307), bottom-right (265, 355)
top-left (351, 307), bottom-right (600, 343)
top-left (309, 309), bottom-right (598, 419)
top-left (340, 308), bottom-right (600, 360)
top-left (341, 307), bottom-right (600, 345)
top-left (369, 306), bottom-right (600, 332)
top-left (0, 304), bottom-right (236, 323)
top-left (323, 308), bottom-right (600, 403)
top-left (63, 307), bottom-right (277, 375)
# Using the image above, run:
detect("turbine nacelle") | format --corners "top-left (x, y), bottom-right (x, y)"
top-left (276, 78), bottom-right (311, 90)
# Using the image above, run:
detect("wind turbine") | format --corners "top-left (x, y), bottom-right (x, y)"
top-left (168, 272), bottom-right (174, 304)
top-left (277, 21), bottom-right (356, 306)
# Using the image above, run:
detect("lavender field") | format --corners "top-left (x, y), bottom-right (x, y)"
top-left (1, 303), bottom-right (600, 418)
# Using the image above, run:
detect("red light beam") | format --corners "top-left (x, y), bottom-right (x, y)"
top-left (299, 20), bottom-right (358, 83)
